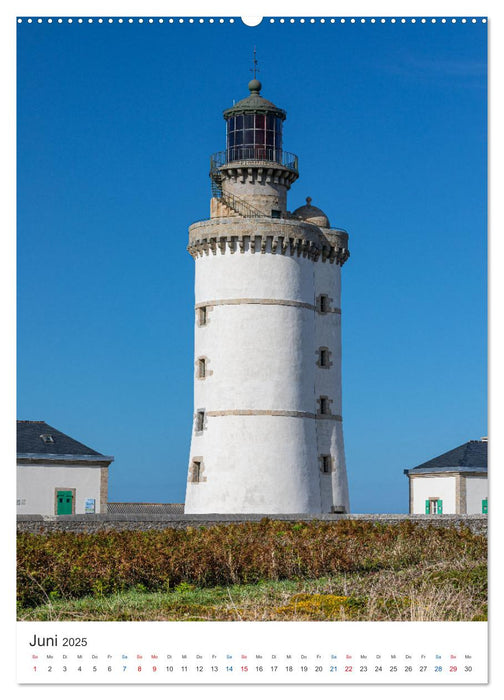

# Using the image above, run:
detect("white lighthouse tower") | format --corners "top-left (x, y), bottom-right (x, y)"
top-left (185, 76), bottom-right (350, 514)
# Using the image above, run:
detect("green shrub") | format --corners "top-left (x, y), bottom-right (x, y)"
top-left (17, 521), bottom-right (487, 609)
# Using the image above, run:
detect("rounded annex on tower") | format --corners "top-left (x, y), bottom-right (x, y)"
top-left (293, 197), bottom-right (330, 228)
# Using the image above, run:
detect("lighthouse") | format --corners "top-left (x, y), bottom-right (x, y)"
top-left (185, 76), bottom-right (350, 514)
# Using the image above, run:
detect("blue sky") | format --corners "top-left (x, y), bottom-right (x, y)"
top-left (16, 17), bottom-right (487, 513)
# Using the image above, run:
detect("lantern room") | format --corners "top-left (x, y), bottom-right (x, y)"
top-left (223, 79), bottom-right (287, 164)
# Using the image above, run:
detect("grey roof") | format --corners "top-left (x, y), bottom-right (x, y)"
top-left (223, 81), bottom-right (286, 120)
top-left (404, 440), bottom-right (488, 475)
top-left (17, 420), bottom-right (104, 456)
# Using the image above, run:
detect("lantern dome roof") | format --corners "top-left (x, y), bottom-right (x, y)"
top-left (223, 80), bottom-right (286, 120)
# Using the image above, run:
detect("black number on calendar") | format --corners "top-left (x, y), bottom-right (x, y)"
top-left (63, 637), bottom-right (87, 647)
top-left (271, 666), bottom-right (278, 672)
top-left (390, 666), bottom-right (397, 672)
top-left (108, 666), bottom-right (112, 672)
top-left (285, 666), bottom-right (293, 672)
top-left (465, 666), bottom-right (473, 672)
top-left (211, 666), bottom-right (218, 672)
top-left (315, 666), bottom-right (323, 672)
top-left (256, 666), bottom-right (263, 672)
top-left (196, 666), bottom-right (203, 672)
top-left (375, 666), bottom-right (382, 672)
top-left (360, 666), bottom-right (368, 672)
top-left (47, 666), bottom-right (52, 672)
top-left (166, 666), bottom-right (174, 672)
top-left (419, 666), bottom-right (427, 672)
top-left (404, 666), bottom-right (412, 672)
top-left (301, 666), bottom-right (308, 672)
top-left (92, 666), bottom-right (97, 672)
top-left (62, 666), bottom-right (67, 672)
top-left (77, 666), bottom-right (82, 672)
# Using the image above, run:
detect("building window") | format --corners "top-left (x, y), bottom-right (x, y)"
top-left (321, 455), bottom-right (332, 473)
top-left (40, 434), bottom-right (54, 444)
top-left (425, 498), bottom-right (443, 515)
top-left (196, 410), bottom-right (205, 432)
top-left (271, 209), bottom-right (281, 219)
top-left (320, 349), bottom-right (328, 367)
top-left (319, 396), bottom-right (329, 415)
top-left (198, 307), bottom-right (207, 326)
top-left (317, 294), bottom-right (331, 313)
top-left (198, 358), bottom-right (206, 378)
top-left (189, 458), bottom-right (205, 483)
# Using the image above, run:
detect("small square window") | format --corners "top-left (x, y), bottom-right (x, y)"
top-left (192, 460), bottom-right (202, 482)
top-left (198, 307), bottom-right (207, 325)
top-left (321, 455), bottom-right (331, 473)
top-left (271, 209), bottom-right (281, 219)
top-left (196, 410), bottom-right (205, 432)
top-left (40, 434), bottom-right (54, 444)
top-left (319, 295), bottom-right (330, 313)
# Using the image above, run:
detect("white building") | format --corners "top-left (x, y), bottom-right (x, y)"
top-left (17, 420), bottom-right (114, 516)
top-left (185, 78), bottom-right (350, 514)
top-left (404, 438), bottom-right (488, 515)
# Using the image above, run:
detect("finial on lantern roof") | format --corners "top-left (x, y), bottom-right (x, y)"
top-left (248, 47), bottom-right (262, 93)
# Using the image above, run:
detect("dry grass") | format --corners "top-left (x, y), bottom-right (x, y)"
top-left (17, 520), bottom-right (486, 621)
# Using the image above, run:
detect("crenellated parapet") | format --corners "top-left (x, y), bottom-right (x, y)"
top-left (188, 218), bottom-right (350, 265)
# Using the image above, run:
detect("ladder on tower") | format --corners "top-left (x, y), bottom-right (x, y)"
top-left (209, 157), bottom-right (265, 218)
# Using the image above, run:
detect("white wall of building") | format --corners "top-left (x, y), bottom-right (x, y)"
top-left (17, 464), bottom-right (103, 515)
top-left (465, 476), bottom-right (488, 514)
top-left (412, 476), bottom-right (457, 514)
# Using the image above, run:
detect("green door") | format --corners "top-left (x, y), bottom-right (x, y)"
top-left (482, 499), bottom-right (488, 514)
top-left (57, 490), bottom-right (73, 515)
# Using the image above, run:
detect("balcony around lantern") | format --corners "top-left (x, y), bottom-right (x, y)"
top-left (210, 148), bottom-right (299, 175)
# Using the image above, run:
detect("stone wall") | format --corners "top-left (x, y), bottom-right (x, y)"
top-left (17, 513), bottom-right (487, 536)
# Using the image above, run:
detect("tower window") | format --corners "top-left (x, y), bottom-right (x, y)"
top-left (198, 307), bottom-right (207, 325)
top-left (318, 396), bottom-right (332, 415)
top-left (321, 455), bottom-right (332, 473)
top-left (317, 346), bottom-right (332, 369)
top-left (319, 295), bottom-right (330, 313)
top-left (196, 410), bottom-right (205, 432)
top-left (192, 460), bottom-right (202, 483)
top-left (198, 358), bottom-right (206, 378)
top-left (271, 209), bottom-right (281, 219)
top-left (189, 458), bottom-right (206, 483)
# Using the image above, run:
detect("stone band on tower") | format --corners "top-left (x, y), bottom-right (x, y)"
top-left (185, 78), bottom-right (350, 514)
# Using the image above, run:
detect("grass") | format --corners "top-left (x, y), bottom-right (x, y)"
top-left (17, 520), bottom-right (487, 621)
top-left (18, 562), bottom-right (487, 622)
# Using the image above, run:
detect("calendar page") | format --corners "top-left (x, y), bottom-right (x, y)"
top-left (13, 0), bottom-right (490, 692)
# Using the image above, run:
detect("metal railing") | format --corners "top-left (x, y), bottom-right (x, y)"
top-left (218, 191), bottom-right (265, 218)
top-left (211, 148), bottom-right (298, 173)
